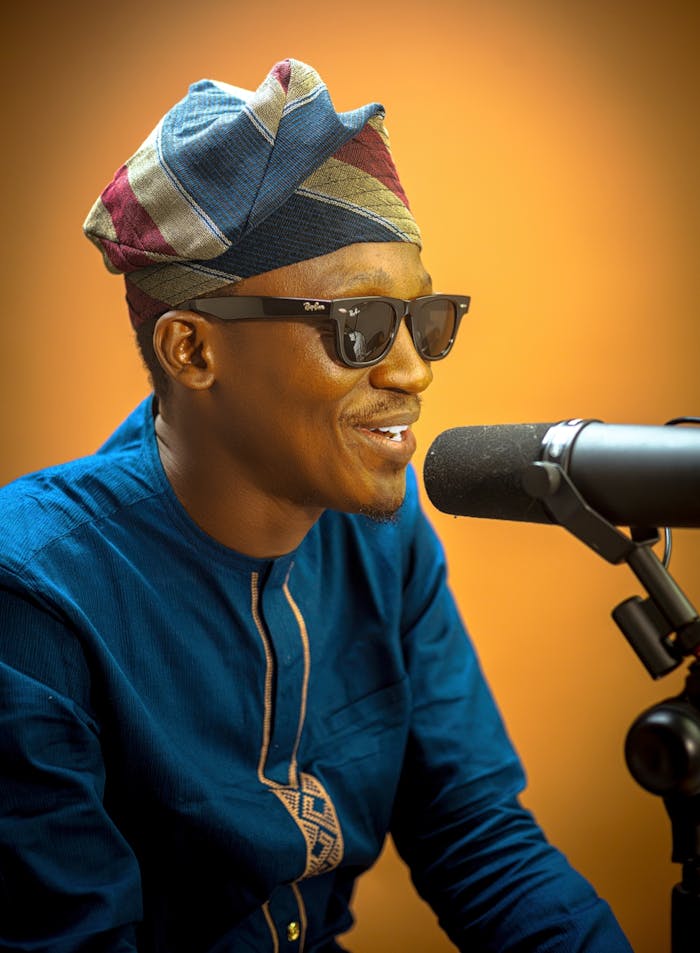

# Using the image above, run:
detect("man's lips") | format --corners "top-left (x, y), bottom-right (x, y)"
top-left (353, 421), bottom-right (417, 461)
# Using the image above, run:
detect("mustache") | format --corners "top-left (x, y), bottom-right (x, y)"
top-left (343, 394), bottom-right (422, 427)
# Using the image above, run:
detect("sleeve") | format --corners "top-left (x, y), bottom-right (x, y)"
top-left (0, 578), bottom-right (142, 953)
top-left (390, 478), bottom-right (633, 952)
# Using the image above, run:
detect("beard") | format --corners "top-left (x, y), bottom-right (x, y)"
top-left (357, 502), bottom-right (401, 524)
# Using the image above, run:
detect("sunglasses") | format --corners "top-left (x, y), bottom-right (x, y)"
top-left (179, 294), bottom-right (471, 368)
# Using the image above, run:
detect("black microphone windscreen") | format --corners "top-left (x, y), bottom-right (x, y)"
top-left (424, 423), bottom-right (555, 522)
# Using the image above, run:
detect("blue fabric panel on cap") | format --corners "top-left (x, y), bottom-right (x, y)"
top-left (245, 100), bottom-right (383, 232)
top-left (159, 82), bottom-right (267, 244)
top-left (159, 80), bottom-right (383, 244)
top-left (202, 193), bottom-right (405, 278)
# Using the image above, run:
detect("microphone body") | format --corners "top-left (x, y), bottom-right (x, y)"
top-left (423, 420), bottom-right (700, 528)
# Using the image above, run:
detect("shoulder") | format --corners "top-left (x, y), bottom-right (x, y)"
top-left (0, 399), bottom-right (158, 576)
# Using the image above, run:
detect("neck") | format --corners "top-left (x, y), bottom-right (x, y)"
top-left (154, 408), bottom-right (322, 559)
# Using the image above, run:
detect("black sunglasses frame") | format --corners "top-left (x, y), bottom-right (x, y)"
top-left (178, 294), bottom-right (471, 368)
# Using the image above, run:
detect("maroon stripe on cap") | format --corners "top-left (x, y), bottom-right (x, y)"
top-left (124, 278), bottom-right (171, 329)
top-left (100, 165), bottom-right (179, 272)
top-left (332, 124), bottom-right (410, 207)
top-left (271, 59), bottom-right (292, 93)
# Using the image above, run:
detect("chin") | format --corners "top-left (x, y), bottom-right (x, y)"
top-left (316, 468), bottom-right (407, 520)
top-left (354, 475), bottom-right (407, 522)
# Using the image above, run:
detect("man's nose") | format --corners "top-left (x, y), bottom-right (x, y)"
top-left (368, 319), bottom-right (433, 393)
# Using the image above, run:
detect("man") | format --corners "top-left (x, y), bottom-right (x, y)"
top-left (0, 59), bottom-right (632, 952)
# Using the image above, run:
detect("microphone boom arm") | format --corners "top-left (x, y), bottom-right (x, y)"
top-left (523, 460), bottom-right (700, 678)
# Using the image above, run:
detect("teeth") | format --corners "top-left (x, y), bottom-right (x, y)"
top-left (372, 425), bottom-right (408, 443)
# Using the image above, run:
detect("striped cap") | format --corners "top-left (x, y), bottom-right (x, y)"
top-left (83, 59), bottom-right (421, 327)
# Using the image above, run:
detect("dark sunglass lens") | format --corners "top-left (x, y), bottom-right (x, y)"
top-left (412, 299), bottom-right (456, 358)
top-left (341, 302), bottom-right (395, 364)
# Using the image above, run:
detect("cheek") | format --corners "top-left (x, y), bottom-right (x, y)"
top-left (280, 325), bottom-right (363, 402)
top-left (215, 322), bottom-right (364, 421)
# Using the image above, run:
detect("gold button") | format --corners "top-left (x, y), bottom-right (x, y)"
top-left (286, 921), bottom-right (300, 942)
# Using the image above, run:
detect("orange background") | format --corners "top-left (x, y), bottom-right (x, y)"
top-left (2, 2), bottom-right (699, 951)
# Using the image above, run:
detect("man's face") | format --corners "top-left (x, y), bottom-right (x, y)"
top-left (200, 241), bottom-right (434, 520)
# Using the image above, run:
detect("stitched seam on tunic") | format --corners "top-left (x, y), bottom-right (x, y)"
top-left (291, 882), bottom-right (308, 951)
top-left (283, 579), bottom-right (311, 789)
top-left (250, 571), bottom-right (274, 785)
top-left (250, 571), bottom-right (344, 879)
top-left (261, 901), bottom-right (280, 953)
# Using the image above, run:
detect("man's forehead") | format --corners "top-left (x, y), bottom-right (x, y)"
top-left (232, 242), bottom-right (432, 299)
top-left (337, 267), bottom-right (433, 297)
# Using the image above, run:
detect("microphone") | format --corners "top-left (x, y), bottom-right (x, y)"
top-left (423, 419), bottom-right (700, 528)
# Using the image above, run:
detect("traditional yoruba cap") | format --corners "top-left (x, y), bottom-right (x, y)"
top-left (83, 58), bottom-right (421, 328)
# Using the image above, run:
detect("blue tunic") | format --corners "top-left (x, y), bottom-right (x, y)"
top-left (0, 399), bottom-right (632, 952)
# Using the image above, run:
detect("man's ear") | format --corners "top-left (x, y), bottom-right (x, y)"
top-left (152, 312), bottom-right (216, 390)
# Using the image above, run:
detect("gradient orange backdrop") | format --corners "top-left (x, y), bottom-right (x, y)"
top-left (2, 2), bottom-right (699, 951)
